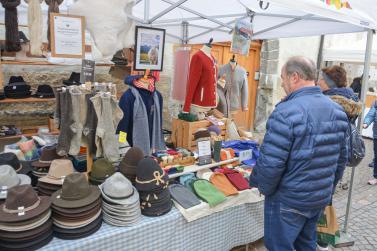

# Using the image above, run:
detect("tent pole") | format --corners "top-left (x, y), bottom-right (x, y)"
top-left (335, 29), bottom-right (374, 248)
top-left (181, 21), bottom-right (189, 44)
top-left (316, 35), bottom-right (325, 79)
top-left (144, 0), bottom-right (150, 23)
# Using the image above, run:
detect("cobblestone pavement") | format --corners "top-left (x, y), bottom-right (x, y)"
top-left (234, 138), bottom-right (377, 251)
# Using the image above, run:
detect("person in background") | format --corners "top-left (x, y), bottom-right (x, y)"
top-left (363, 101), bottom-right (377, 185)
top-left (249, 56), bottom-right (349, 251)
top-left (316, 65), bottom-right (362, 250)
top-left (350, 75), bottom-right (362, 98)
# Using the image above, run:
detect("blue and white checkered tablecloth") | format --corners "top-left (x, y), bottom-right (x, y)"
top-left (40, 202), bottom-right (264, 251)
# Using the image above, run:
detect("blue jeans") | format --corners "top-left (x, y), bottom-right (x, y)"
top-left (373, 139), bottom-right (377, 179)
top-left (264, 196), bottom-right (323, 251)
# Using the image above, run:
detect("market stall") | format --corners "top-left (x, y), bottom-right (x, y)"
top-left (0, 0), bottom-right (377, 251)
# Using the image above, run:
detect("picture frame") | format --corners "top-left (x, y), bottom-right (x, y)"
top-left (134, 26), bottom-right (166, 71)
top-left (50, 13), bottom-right (86, 58)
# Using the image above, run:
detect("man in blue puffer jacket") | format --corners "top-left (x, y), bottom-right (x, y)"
top-left (249, 56), bottom-right (349, 251)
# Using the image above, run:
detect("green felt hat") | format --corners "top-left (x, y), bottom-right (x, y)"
top-left (191, 179), bottom-right (226, 207)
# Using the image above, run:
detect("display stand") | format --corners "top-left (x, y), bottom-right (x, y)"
top-left (169, 157), bottom-right (239, 178)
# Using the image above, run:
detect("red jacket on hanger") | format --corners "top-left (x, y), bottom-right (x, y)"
top-left (183, 50), bottom-right (218, 112)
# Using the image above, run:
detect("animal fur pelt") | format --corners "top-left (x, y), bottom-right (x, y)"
top-left (45, 0), bottom-right (64, 50)
top-left (0, 0), bottom-right (21, 52)
top-left (330, 95), bottom-right (363, 120)
top-left (25, 0), bottom-right (43, 56)
top-left (68, 0), bottom-right (135, 60)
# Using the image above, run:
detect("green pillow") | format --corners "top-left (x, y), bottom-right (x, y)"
top-left (191, 179), bottom-right (226, 207)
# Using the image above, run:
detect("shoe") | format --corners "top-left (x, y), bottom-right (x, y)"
top-left (369, 162), bottom-right (374, 168)
top-left (368, 178), bottom-right (377, 185)
top-left (317, 243), bottom-right (329, 251)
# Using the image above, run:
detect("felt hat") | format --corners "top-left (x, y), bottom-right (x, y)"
top-left (208, 125), bottom-right (221, 136)
top-left (53, 216), bottom-right (102, 240)
top-left (0, 165), bottom-right (31, 199)
top-left (37, 181), bottom-right (61, 191)
top-left (118, 147), bottom-right (144, 183)
top-left (191, 179), bottom-right (226, 207)
top-left (0, 232), bottom-right (53, 251)
top-left (53, 203), bottom-right (102, 221)
top-left (210, 173), bottom-right (239, 196)
top-left (0, 210), bottom-right (51, 232)
top-left (35, 84), bottom-right (55, 98)
top-left (63, 72), bottom-right (81, 86)
top-left (103, 214), bottom-right (140, 227)
top-left (52, 197), bottom-right (101, 215)
top-left (99, 172), bottom-right (139, 206)
top-left (32, 145), bottom-right (62, 168)
top-left (0, 218), bottom-right (52, 241)
top-left (88, 159), bottom-right (115, 185)
top-left (196, 168), bottom-right (213, 181)
top-left (53, 209), bottom-right (102, 229)
top-left (4, 77), bottom-right (32, 99)
top-left (135, 157), bottom-right (169, 192)
top-left (0, 185), bottom-right (51, 223)
top-left (0, 152), bottom-right (22, 172)
top-left (141, 199), bottom-right (172, 217)
top-left (169, 184), bottom-right (201, 209)
top-left (52, 173), bottom-right (101, 209)
top-left (221, 168), bottom-right (250, 191)
top-left (38, 159), bottom-right (75, 185)
top-left (194, 129), bottom-right (211, 141)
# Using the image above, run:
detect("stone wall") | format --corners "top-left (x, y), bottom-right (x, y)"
top-left (0, 44), bottom-right (175, 130)
top-left (254, 37), bottom-right (321, 132)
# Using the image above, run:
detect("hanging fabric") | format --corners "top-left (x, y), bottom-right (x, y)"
top-left (45, 0), bottom-right (64, 50)
top-left (172, 47), bottom-right (191, 102)
top-left (0, 0), bottom-right (21, 52)
top-left (25, 0), bottom-right (43, 56)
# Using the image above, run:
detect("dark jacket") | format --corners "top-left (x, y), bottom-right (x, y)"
top-left (350, 77), bottom-right (362, 98)
top-left (249, 87), bottom-right (349, 210)
top-left (116, 82), bottom-right (163, 147)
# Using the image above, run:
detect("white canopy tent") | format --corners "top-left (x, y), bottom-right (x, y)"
top-left (130, 0), bottom-right (377, 43)
top-left (1, 1), bottom-right (376, 244)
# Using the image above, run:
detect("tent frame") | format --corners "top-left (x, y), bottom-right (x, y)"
top-left (137, 0), bottom-right (375, 246)
top-left (131, 0), bottom-right (355, 44)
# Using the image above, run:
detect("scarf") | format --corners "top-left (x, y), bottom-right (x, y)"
top-left (25, 0), bottom-right (43, 56)
top-left (0, 0), bottom-right (21, 52)
top-left (130, 87), bottom-right (165, 155)
top-left (45, 0), bottom-right (64, 50)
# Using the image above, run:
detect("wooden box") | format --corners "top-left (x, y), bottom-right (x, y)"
top-left (172, 118), bottom-right (227, 151)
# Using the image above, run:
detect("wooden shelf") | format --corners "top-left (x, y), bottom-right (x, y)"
top-left (0, 131), bottom-right (59, 140)
top-left (1, 60), bottom-right (113, 67)
top-left (0, 97), bottom-right (55, 104)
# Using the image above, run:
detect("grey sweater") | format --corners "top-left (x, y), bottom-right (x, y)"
top-left (218, 64), bottom-right (248, 111)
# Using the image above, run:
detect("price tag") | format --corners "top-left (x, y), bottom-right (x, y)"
top-left (239, 150), bottom-right (253, 162)
top-left (197, 140), bottom-right (212, 166)
top-left (119, 131), bottom-right (128, 143)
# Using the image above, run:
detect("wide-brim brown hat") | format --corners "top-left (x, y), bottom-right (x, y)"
top-left (31, 145), bottom-right (63, 168)
top-left (37, 181), bottom-right (61, 191)
top-left (0, 194), bottom-right (51, 223)
top-left (0, 220), bottom-right (52, 243)
top-left (52, 202), bottom-right (102, 220)
top-left (119, 147), bottom-right (144, 174)
top-left (0, 210), bottom-right (51, 232)
top-left (38, 159), bottom-right (75, 185)
top-left (0, 231), bottom-right (53, 250)
top-left (52, 197), bottom-right (101, 215)
top-left (53, 209), bottom-right (101, 229)
top-left (0, 219), bottom-right (52, 240)
top-left (53, 215), bottom-right (102, 240)
top-left (53, 213), bottom-right (102, 235)
top-left (52, 185), bottom-right (101, 209)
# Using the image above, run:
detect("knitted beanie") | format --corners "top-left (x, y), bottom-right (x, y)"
top-left (0, 0), bottom-right (21, 52)
top-left (45, 0), bottom-right (64, 50)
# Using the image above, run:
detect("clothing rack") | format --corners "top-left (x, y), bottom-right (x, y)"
top-left (58, 83), bottom-right (118, 177)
